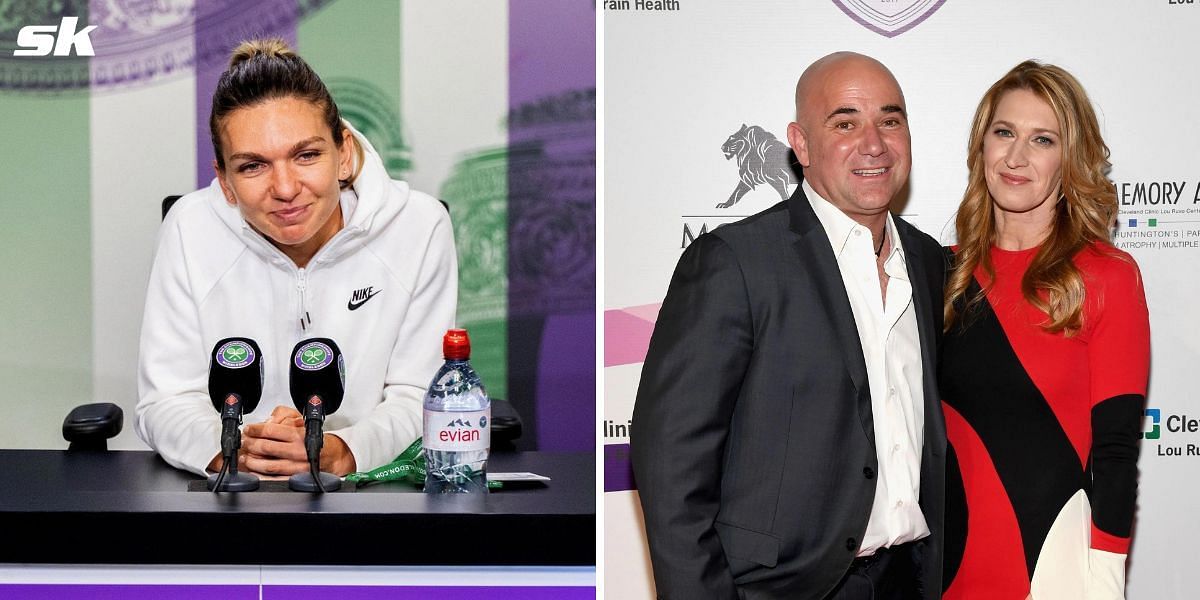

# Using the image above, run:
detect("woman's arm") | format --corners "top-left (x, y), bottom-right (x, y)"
top-left (1085, 253), bottom-right (1151, 599)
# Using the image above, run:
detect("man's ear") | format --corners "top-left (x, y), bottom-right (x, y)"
top-left (787, 122), bottom-right (810, 167)
top-left (214, 160), bottom-right (237, 207)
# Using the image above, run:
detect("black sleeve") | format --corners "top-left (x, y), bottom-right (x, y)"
top-left (631, 233), bottom-right (752, 600)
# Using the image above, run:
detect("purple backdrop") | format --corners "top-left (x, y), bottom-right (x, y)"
top-left (508, 0), bottom-right (597, 452)
top-left (263, 585), bottom-right (594, 599)
top-left (0, 585), bottom-right (258, 600)
top-left (193, 1), bottom-right (299, 189)
top-left (0, 585), bottom-right (593, 599)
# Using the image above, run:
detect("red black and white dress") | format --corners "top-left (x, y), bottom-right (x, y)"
top-left (940, 242), bottom-right (1149, 600)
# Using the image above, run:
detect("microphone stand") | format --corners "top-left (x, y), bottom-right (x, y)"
top-left (207, 394), bottom-right (260, 492)
top-left (288, 395), bottom-right (342, 492)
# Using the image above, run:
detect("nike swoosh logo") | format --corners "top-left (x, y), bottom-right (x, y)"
top-left (347, 289), bottom-right (381, 311)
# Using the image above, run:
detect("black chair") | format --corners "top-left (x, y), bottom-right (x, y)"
top-left (162, 194), bottom-right (182, 220)
top-left (63, 403), bottom-right (123, 451)
top-left (489, 399), bottom-right (523, 451)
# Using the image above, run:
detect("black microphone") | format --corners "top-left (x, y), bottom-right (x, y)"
top-left (207, 337), bottom-right (263, 492)
top-left (287, 338), bottom-right (344, 492)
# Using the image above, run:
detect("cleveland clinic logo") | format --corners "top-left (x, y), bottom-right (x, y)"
top-left (1142, 407), bottom-right (1200, 441)
top-left (1144, 408), bottom-right (1161, 440)
top-left (1143, 407), bottom-right (1200, 458)
top-left (833, 0), bottom-right (945, 38)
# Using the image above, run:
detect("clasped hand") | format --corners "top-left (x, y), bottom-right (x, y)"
top-left (208, 406), bottom-right (356, 477)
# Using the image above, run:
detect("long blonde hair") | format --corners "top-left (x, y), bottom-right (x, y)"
top-left (944, 60), bottom-right (1117, 335)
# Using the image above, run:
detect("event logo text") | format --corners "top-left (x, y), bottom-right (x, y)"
top-left (604, 0), bottom-right (681, 10)
top-left (1144, 408), bottom-right (1200, 457)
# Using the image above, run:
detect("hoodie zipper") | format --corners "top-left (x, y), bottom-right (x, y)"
top-left (241, 224), bottom-right (364, 336)
top-left (297, 267), bottom-right (311, 333)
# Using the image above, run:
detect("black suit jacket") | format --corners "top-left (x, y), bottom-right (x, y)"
top-left (631, 187), bottom-right (947, 600)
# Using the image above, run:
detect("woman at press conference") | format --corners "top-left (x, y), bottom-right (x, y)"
top-left (135, 39), bottom-right (456, 479)
top-left (939, 60), bottom-right (1150, 599)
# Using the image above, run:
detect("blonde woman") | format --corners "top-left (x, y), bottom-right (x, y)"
top-left (939, 61), bottom-right (1149, 600)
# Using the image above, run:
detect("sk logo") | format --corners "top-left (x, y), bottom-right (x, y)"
top-left (14, 17), bottom-right (98, 57)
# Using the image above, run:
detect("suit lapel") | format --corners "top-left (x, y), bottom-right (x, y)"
top-left (899, 221), bottom-right (935, 384)
top-left (787, 187), bottom-right (873, 444)
top-left (897, 218), bottom-right (947, 457)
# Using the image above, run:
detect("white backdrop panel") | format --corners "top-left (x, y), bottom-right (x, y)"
top-left (90, 74), bottom-right (197, 450)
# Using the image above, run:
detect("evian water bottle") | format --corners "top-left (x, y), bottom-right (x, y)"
top-left (423, 328), bottom-right (490, 493)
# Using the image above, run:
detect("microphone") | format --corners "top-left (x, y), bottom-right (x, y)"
top-left (287, 338), bottom-right (345, 492)
top-left (207, 337), bottom-right (263, 492)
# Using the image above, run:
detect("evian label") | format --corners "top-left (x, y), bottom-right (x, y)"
top-left (424, 408), bottom-right (491, 452)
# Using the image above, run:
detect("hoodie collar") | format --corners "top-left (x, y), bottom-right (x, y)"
top-left (205, 120), bottom-right (402, 265)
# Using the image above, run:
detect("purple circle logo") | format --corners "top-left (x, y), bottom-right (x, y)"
top-left (216, 341), bottom-right (254, 369)
top-left (295, 342), bottom-right (334, 371)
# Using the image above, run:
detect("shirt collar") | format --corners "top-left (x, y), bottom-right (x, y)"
top-left (803, 180), bottom-right (905, 266)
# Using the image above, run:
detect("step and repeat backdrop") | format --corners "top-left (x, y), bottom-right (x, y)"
top-left (0, 0), bottom-right (596, 455)
top-left (0, 0), bottom-right (595, 594)
top-left (605, 1), bottom-right (1198, 598)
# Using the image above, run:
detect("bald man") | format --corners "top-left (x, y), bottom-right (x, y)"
top-left (631, 52), bottom-right (947, 600)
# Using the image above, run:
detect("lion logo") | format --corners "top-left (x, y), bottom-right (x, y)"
top-left (717, 124), bottom-right (796, 209)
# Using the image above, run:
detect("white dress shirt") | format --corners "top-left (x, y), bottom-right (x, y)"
top-left (803, 181), bottom-right (930, 556)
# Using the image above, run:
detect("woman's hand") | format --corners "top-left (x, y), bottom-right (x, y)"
top-left (239, 406), bottom-right (356, 477)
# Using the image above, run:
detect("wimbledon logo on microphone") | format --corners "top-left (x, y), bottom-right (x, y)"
top-left (216, 341), bottom-right (254, 369)
top-left (295, 342), bottom-right (334, 371)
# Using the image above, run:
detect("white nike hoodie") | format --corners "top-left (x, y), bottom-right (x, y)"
top-left (136, 124), bottom-right (457, 476)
